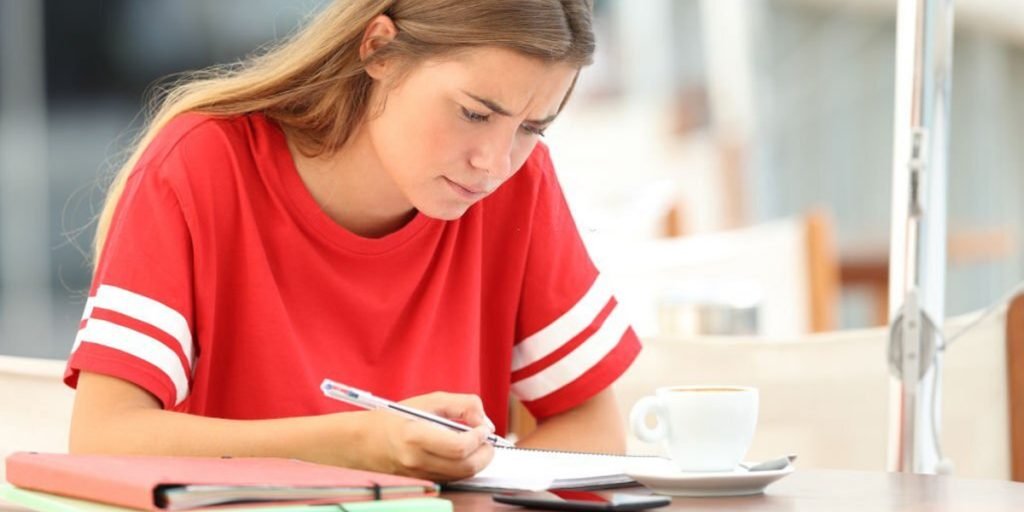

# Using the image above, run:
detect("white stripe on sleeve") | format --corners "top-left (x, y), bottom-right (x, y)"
top-left (76, 318), bottom-right (191, 406)
top-left (87, 284), bottom-right (194, 366)
top-left (512, 274), bottom-right (612, 371)
top-left (511, 304), bottom-right (630, 402)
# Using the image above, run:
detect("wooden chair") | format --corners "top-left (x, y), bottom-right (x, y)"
top-left (611, 293), bottom-right (1024, 481)
top-left (839, 226), bottom-right (1016, 327)
top-left (587, 212), bottom-right (839, 338)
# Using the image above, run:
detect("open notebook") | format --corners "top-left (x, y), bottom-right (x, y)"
top-left (448, 447), bottom-right (668, 492)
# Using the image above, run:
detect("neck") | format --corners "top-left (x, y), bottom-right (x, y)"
top-left (286, 127), bottom-right (416, 238)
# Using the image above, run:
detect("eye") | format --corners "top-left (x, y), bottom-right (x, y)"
top-left (520, 124), bottom-right (547, 137)
top-left (460, 106), bottom-right (490, 123)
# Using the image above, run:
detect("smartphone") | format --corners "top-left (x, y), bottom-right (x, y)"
top-left (492, 490), bottom-right (671, 511)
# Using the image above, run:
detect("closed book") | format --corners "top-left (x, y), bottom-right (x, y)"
top-left (5, 452), bottom-right (438, 511)
top-left (0, 484), bottom-right (452, 512)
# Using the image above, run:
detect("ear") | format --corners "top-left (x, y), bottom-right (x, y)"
top-left (360, 14), bottom-right (399, 80)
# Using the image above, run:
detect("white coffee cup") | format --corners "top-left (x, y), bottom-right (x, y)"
top-left (629, 385), bottom-right (758, 472)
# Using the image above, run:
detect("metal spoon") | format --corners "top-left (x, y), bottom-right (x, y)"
top-left (740, 454), bottom-right (798, 472)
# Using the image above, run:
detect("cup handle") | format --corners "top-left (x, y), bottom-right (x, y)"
top-left (629, 395), bottom-right (668, 443)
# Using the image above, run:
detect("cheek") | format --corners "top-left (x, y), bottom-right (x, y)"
top-left (509, 139), bottom-right (539, 174)
top-left (376, 110), bottom-right (447, 178)
top-left (423, 119), bottom-right (460, 155)
top-left (422, 118), bottom-right (480, 169)
top-left (402, 105), bottom-right (466, 163)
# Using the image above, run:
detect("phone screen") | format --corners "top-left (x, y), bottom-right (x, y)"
top-left (493, 490), bottom-right (671, 511)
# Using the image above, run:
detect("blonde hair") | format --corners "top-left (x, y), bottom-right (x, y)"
top-left (93, 0), bottom-right (595, 264)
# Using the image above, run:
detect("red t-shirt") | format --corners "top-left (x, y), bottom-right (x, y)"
top-left (65, 113), bottom-right (641, 434)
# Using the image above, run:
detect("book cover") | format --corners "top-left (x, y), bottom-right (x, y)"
top-left (4, 452), bottom-right (438, 511)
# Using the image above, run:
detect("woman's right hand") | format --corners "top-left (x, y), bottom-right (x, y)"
top-left (70, 372), bottom-right (496, 483)
top-left (355, 391), bottom-right (497, 482)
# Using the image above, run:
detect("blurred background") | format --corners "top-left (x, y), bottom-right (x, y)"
top-left (1, 0), bottom-right (1022, 359)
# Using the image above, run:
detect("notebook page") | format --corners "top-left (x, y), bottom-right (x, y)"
top-left (449, 447), bottom-right (668, 491)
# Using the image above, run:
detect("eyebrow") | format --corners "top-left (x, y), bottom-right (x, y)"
top-left (462, 91), bottom-right (559, 126)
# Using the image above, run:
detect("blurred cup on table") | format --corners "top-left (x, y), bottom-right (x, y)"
top-left (657, 279), bottom-right (761, 336)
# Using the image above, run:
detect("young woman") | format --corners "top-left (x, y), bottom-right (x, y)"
top-left (66, 0), bottom-right (641, 482)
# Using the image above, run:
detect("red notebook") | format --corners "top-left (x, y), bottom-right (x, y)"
top-left (5, 452), bottom-right (438, 511)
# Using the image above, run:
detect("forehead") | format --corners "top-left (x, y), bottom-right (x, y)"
top-left (409, 47), bottom-right (578, 114)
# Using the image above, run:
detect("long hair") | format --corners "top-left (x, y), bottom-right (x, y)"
top-left (93, 0), bottom-right (595, 264)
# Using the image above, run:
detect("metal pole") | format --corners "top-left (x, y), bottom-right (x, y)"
top-left (886, 0), bottom-right (955, 474)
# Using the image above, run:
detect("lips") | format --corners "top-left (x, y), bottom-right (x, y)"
top-left (444, 176), bottom-right (491, 198)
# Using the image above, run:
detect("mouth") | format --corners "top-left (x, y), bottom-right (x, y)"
top-left (443, 176), bottom-right (490, 200)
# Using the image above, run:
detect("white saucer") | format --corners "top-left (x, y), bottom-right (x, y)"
top-left (625, 459), bottom-right (795, 497)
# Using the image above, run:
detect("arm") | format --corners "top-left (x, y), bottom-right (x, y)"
top-left (69, 371), bottom-right (495, 482)
top-left (514, 387), bottom-right (626, 454)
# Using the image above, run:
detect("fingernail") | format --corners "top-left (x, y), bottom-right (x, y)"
top-left (484, 416), bottom-right (496, 432)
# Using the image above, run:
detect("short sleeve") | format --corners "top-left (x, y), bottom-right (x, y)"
top-left (509, 147), bottom-right (641, 419)
top-left (65, 151), bottom-right (196, 410)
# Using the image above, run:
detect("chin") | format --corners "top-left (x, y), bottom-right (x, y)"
top-left (418, 201), bottom-right (473, 221)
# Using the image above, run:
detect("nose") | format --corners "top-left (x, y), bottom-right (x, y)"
top-left (469, 128), bottom-right (515, 179)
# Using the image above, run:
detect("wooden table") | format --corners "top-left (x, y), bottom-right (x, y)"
top-left (445, 469), bottom-right (1024, 511)
top-left (2, 469), bottom-right (1023, 511)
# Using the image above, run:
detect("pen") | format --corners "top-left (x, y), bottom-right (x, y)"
top-left (320, 378), bottom-right (516, 448)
